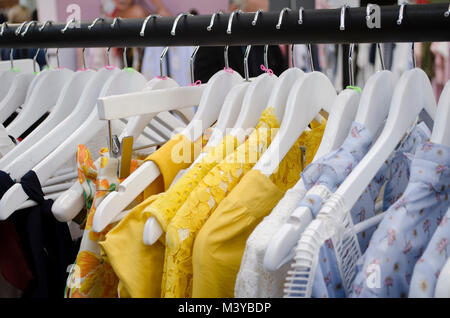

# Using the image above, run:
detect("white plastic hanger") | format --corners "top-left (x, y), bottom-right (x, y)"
top-left (264, 10), bottom-right (397, 270)
top-left (92, 12), bottom-right (244, 232)
top-left (264, 63), bottom-right (393, 272)
top-left (6, 21), bottom-right (74, 138)
top-left (141, 10), bottom-right (284, 245)
top-left (429, 79), bottom-right (450, 146)
top-left (52, 16), bottom-right (195, 222)
top-left (253, 71), bottom-right (336, 176)
top-left (185, 11), bottom-right (246, 151)
top-left (0, 22), bottom-right (37, 74)
top-left (0, 52), bottom-right (96, 169)
top-left (0, 44), bottom-right (42, 124)
top-left (0, 53), bottom-right (148, 220)
top-left (5, 46), bottom-right (74, 138)
top-left (286, 42), bottom-right (437, 298)
top-left (0, 50), bottom-right (21, 102)
top-left (335, 77), bottom-right (450, 298)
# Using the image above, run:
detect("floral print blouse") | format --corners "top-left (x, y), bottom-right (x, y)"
top-left (409, 206), bottom-right (450, 298)
top-left (284, 121), bottom-right (430, 298)
top-left (66, 145), bottom-right (142, 298)
top-left (350, 141), bottom-right (450, 298)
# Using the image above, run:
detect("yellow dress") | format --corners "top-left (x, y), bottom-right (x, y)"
top-left (161, 108), bottom-right (288, 298)
top-left (142, 134), bottom-right (239, 232)
top-left (99, 133), bottom-right (233, 297)
top-left (191, 120), bottom-right (327, 298)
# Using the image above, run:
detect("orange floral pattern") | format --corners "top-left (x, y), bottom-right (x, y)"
top-left (66, 146), bottom-right (143, 298)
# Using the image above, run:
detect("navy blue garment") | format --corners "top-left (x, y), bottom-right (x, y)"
top-left (5, 170), bottom-right (79, 298)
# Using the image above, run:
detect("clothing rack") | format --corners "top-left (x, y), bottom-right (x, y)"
top-left (0, 4), bottom-right (448, 49)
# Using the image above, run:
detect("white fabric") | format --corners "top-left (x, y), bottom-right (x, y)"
top-left (234, 186), bottom-right (307, 298)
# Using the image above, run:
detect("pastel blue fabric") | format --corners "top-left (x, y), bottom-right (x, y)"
top-left (285, 121), bottom-right (430, 298)
top-left (350, 141), bottom-right (450, 298)
top-left (409, 206), bottom-right (450, 298)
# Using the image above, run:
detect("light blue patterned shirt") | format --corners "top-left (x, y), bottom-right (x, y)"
top-left (351, 141), bottom-right (450, 298)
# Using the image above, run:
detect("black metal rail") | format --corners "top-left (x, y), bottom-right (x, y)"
top-left (0, 4), bottom-right (448, 49)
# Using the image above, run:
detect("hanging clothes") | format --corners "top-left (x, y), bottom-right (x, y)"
top-left (160, 107), bottom-right (282, 298)
top-left (351, 141), bottom-right (450, 298)
top-left (236, 120), bottom-right (429, 298)
top-left (191, 120), bottom-right (327, 298)
top-left (409, 206), bottom-right (450, 298)
top-left (234, 185), bottom-right (307, 298)
top-left (6, 170), bottom-right (79, 298)
top-left (98, 133), bottom-right (207, 298)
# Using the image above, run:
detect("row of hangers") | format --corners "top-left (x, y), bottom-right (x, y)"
top-left (0, 5), bottom-right (449, 284)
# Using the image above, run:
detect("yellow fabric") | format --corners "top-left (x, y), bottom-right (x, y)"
top-left (142, 134), bottom-right (202, 198)
top-left (143, 134), bottom-right (240, 232)
top-left (99, 194), bottom-right (165, 298)
top-left (191, 120), bottom-right (326, 298)
top-left (99, 133), bottom-right (202, 298)
top-left (270, 119), bottom-right (327, 192)
top-left (161, 108), bottom-right (283, 298)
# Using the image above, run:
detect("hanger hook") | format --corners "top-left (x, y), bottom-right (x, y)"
top-left (207, 10), bottom-right (223, 31)
top-left (340, 5), bottom-right (349, 30)
top-left (227, 9), bottom-right (242, 34)
top-left (21, 20), bottom-right (37, 37)
top-left (0, 22), bottom-right (8, 36)
top-left (44, 48), bottom-right (50, 68)
top-left (366, 5), bottom-right (385, 70)
top-left (111, 17), bottom-right (122, 28)
top-left (445, 4), bottom-right (450, 17)
top-left (9, 48), bottom-right (14, 70)
top-left (140, 14), bottom-right (160, 37)
top-left (32, 48), bottom-right (40, 73)
top-left (251, 10), bottom-right (268, 69)
top-left (397, 3), bottom-right (406, 25)
top-left (82, 47), bottom-right (87, 69)
top-left (396, 4), bottom-right (415, 68)
top-left (14, 21), bottom-right (27, 36)
top-left (276, 7), bottom-right (291, 29)
top-left (207, 11), bottom-right (229, 69)
top-left (190, 46), bottom-right (200, 84)
top-left (88, 17), bottom-right (105, 30)
top-left (160, 46), bottom-right (169, 77)
top-left (171, 12), bottom-right (192, 36)
top-left (298, 7), bottom-right (304, 24)
top-left (252, 9), bottom-right (264, 26)
top-left (106, 47), bottom-right (112, 67)
top-left (123, 47), bottom-right (128, 68)
top-left (38, 20), bottom-right (53, 32)
top-left (61, 18), bottom-right (77, 34)
top-left (56, 48), bottom-right (60, 68)
top-left (349, 43), bottom-right (355, 86)
top-left (244, 45), bottom-right (252, 82)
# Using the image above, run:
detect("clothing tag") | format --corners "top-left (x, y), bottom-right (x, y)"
top-left (346, 85), bottom-right (362, 93)
top-left (119, 136), bottom-right (133, 179)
